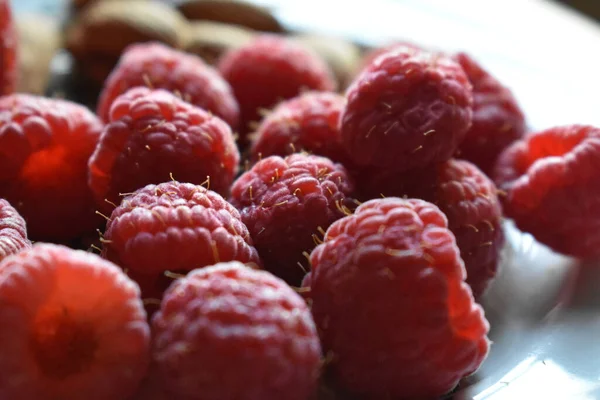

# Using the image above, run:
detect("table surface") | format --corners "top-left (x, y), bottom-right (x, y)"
top-left (11, 1), bottom-right (600, 399)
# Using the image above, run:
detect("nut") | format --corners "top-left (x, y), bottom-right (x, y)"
top-left (184, 21), bottom-right (255, 65)
top-left (178, 0), bottom-right (284, 33)
top-left (292, 33), bottom-right (361, 89)
top-left (66, 0), bottom-right (189, 84)
top-left (15, 14), bottom-right (62, 94)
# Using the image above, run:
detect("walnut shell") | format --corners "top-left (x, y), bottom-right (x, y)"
top-left (178, 0), bottom-right (284, 33)
top-left (16, 14), bottom-right (62, 94)
top-left (292, 33), bottom-right (361, 90)
top-left (184, 21), bottom-right (255, 64)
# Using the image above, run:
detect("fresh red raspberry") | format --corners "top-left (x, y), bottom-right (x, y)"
top-left (152, 261), bottom-right (321, 400)
top-left (230, 154), bottom-right (355, 284)
top-left (0, 198), bottom-right (31, 261)
top-left (0, 0), bottom-right (17, 95)
top-left (309, 198), bottom-right (490, 399)
top-left (494, 125), bottom-right (600, 258)
top-left (0, 243), bottom-right (150, 400)
top-left (356, 159), bottom-right (503, 297)
top-left (97, 42), bottom-right (239, 129)
top-left (453, 52), bottom-right (527, 175)
top-left (340, 46), bottom-right (473, 171)
top-left (218, 35), bottom-right (337, 140)
top-left (250, 91), bottom-right (351, 165)
top-left (102, 181), bottom-right (261, 302)
top-left (89, 87), bottom-right (239, 213)
top-left (0, 94), bottom-right (103, 242)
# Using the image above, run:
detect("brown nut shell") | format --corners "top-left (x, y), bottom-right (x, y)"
top-left (179, 0), bottom-right (284, 33)
top-left (15, 14), bottom-right (62, 94)
top-left (184, 21), bottom-right (255, 64)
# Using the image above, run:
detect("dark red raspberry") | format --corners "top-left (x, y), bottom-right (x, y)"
top-left (0, 94), bottom-right (103, 242)
top-left (356, 159), bottom-right (503, 298)
top-left (340, 46), bottom-right (473, 171)
top-left (309, 198), bottom-right (490, 399)
top-left (494, 125), bottom-right (600, 258)
top-left (97, 42), bottom-right (239, 129)
top-left (250, 91), bottom-right (351, 165)
top-left (0, 198), bottom-right (31, 261)
top-left (230, 154), bottom-right (354, 284)
top-left (218, 35), bottom-right (337, 140)
top-left (89, 87), bottom-right (239, 213)
top-left (453, 52), bottom-right (527, 175)
top-left (0, 0), bottom-right (17, 95)
top-left (152, 261), bottom-right (321, 400)
top-left (0, 243), bottom-right (150, 400)
top-left (102, 181), bottom-right (261, 302)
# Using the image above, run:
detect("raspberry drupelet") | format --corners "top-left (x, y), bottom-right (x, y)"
top-left (152, 262), bottom-right (322, 400)
top-left (249, 91), bottom-right (351, 165)
top-left (356, 159), bottom-right (504, 298)
top-left (454, 52), bottom-right (527, 175)
top-left (340, 46), bottom-right (473, 171)
top-left (0, 94), bottom-right (103, 242)
top-left (88, 87), bottom-right (240, 214)
top-left (0, 243), bottom-right (150, 400)
top-left (218, 35), bottom-right (337, 140)
top-left (494, 124), bottom-right (600, 258)
top-left (97, 42), bottom-right (240, 130)
top-left (0, 198), bottom-right (31, 261)
top-left (102, 181), bottom-right (261, 302)
top-left (309, 198), bottom-right (490, 399)
top-left (230, 153), bottom-right (355, 285)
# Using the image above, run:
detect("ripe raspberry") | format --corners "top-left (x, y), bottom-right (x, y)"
top-left (250, 91), bottom-right (351, 165)
top-left (356, 159), bottom-right (503, 297)
top-left (494, 125), bottom-right (600, 258)
top-left (89, 87), bottom-right (239, 213)
top-left (0, 243), bottom-right (150, 400)
top-left (0, 0), bottom-right (17, 95)
top-left (0, 94), bottom-right (103, 242)
top-left (453, 52), bottom-right (527, 175)
top-left (309, 198), bottom-right (490, 399)
top-left (218, 35), bottom-right (337, 140)
top-left (230, 154), bottom-right (355, 284)
top-left (340, 46), bottom-right (473, 171)
top-left (152, 261), bottom-right (321, 400)
top-left (0, 198), bottom-right (31, 261)
top-left (97, 42), bottom-right (240, 129)
top-left (102, 181), bottom-right (261, 301)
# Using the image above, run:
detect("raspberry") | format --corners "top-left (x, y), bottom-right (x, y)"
top-left (0, 0), bottom-right (17, 95)
top-left (453, 52), bottom-right (527, 175)
top-left (230, 154), bottom-right (355, 284)
top-left (89, 88), bottom-right (239, 213)
top-left (218, 35), bottom-right (337, 140)
top-left (309, 198), bottom-right (490, 399)
top-left (152, 261), bottom-right (321, 400)
top-left (340, 46), bottom-right (473, 171)
top-left (0, 198), bottom-right (31, 261)
top-left (250, 91), bottom-right (351, 165)
top-left (102, 181), bottom-right (261, 302)
top-left (97, 42), bottom-right (240, 130)
top-left (494, 125), bottom-right (600, 258)
top-left (0, 94), bottom-right (103, 242)
top-left (356, 159), bottom-right (503, 297)
top-left (0, 243), bottom-right (150, 400)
